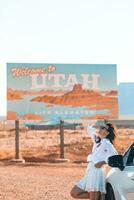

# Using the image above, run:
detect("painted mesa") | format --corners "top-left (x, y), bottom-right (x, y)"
top-left (7, 64), bottom-right (118, 122)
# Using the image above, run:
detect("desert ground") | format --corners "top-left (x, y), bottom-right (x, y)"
top-left (0, 122), bottom-right (134, 200)
top-left (0, 162), bottom-right (85, 200)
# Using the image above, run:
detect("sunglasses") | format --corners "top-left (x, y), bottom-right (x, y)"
top-left (100, 126), bottom-right (105, 129)
top-left (100, 126), bottom-right (108, 130)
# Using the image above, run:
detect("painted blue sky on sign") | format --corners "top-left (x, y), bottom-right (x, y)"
top-left (7, 63), bottom-right (117, 91)
top-left (7, 63), bottom-right (118, 121)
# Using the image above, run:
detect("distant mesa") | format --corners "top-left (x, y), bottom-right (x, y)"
top-left (31, 84), bottom-right (118, 118)
top-left (7, 88), bottom-right (66, 100)
top-left (73, 84), bottom-right (83, 91)
top-left (7, 111), bottom-right (43, 121)
top-left (105, 90), bottom-right (118, 96)
top-left (23, 114), bottom-right (43, 121)
top-left (7, 111), bottom-right (18, 120)
top-left (7, 88), bottom-right (23, 100)
top-left (31, 84), bottom-right (102, 106)
top-left (7, 84), bottom-right (118, 119)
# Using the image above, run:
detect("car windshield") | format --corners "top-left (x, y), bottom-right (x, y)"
top-left (127, 146), bottom-right (134, 166)
top-left (123, 143), bottom-right (134, 166)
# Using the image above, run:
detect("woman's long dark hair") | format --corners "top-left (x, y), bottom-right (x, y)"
top-left (105, 121), bottom-right (116, 144)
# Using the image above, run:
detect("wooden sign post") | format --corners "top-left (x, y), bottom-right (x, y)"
top-left (15, 120), bottom-right (19, 159)
top-left (10, 120), bottom-right (25, 163)
top-left (60, 119), bottom-right (64, 159)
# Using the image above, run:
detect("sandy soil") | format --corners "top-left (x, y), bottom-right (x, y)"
top-left (0, 163), bottom-right (85, 200)
top-left (0, 126), bottom-right (133, 200)
top-left (0, 128), bottom-right (133, 162)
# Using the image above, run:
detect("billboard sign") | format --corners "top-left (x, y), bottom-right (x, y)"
top-left (7, 63), bottom-right (118, 122)
top-left (119, 83), bottom-right (134, 119)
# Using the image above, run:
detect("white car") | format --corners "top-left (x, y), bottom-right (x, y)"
top-left (105, 142), bottom-right (134, 200)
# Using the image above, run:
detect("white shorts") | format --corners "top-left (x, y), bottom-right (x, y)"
top-left (75, 162), bottom-right (106, 193)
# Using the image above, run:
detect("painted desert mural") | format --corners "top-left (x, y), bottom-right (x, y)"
top-left (7, 64), bottom-right (118, 122)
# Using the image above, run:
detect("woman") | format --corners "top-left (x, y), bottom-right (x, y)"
top-left (70, 120), bottom-right (118, 200)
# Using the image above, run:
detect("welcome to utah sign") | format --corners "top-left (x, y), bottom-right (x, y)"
top-left (7, 63), bottom-right (118, 122)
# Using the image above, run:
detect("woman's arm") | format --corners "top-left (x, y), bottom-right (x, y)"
top-left (87, 124), bottom-right (98, 143)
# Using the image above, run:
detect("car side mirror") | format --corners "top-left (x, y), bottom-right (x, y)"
top-left (108, 155), bottom-right (125, 171)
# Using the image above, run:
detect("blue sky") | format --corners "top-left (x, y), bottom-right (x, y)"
top-left (1, 0), bottom-right (134, 117)
top-left (119, 83), bottom-right (134, 118)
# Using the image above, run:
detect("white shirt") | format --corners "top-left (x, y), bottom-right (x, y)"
top-left (87, 124), bottom-right (118, 164)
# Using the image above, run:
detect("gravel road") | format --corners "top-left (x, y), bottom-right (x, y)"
top-left (0, 163), bottom-right (85, 200)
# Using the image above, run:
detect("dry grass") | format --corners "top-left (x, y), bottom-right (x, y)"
top-left (0, 128), bottom-right (133, 162)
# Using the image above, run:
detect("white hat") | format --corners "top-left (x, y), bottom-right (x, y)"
top-left (94, 120), bottom-right (109, 130)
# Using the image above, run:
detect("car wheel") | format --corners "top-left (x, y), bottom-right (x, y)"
top-left (105, 184), bottom-right (115, 200)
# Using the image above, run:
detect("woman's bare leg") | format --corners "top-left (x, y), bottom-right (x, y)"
top-left (70, 185), bottom-right (90, 199)
top-left (90, 192), bottom-right (101, 200)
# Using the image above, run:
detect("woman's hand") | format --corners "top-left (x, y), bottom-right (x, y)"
top-left (95, 161), bottom-right (106, 168)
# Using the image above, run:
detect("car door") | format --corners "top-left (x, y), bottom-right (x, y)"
top-left (122, 143), bottom-right (134, 200)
